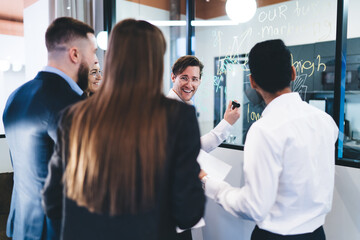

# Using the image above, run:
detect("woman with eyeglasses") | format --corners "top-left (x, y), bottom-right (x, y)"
top-left (85, 63), bottom-right (102, 96)
top-left (42, 19), bottom-right (205, 239)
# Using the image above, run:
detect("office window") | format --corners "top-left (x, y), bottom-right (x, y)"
top-left (339, 0), bottom-right (360, 164)
top-left (194, 0), bottom-right (338, 147)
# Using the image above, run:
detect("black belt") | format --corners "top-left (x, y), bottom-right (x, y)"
top-left (251, 225), bottom-right (325, 240)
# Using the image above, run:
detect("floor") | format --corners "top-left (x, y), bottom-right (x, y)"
top-left (0, 172), bottom-right (13, 240)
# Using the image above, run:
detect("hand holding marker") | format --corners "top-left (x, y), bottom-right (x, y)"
top-left (231, 100), bottom-right (240, 109)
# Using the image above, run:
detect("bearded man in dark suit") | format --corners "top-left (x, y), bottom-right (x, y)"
top-left (2, 17), bottom-right (98, 240)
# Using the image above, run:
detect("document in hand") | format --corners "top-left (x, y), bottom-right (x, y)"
top-left (197, 150), bottom-right (232, 181)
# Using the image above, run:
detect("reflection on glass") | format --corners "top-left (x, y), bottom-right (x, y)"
top-left (343, 94), bottom-right (360, 160)
top-left (194, 0), bottom-right (338, 147)
top-left (343, 0), bottom-right (360, 161)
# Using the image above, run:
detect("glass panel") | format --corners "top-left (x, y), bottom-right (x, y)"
top-left (194, 0), bottom-right (337, 146)
top-left (342, 0), bottom-right (360, 162)
top-left (116, 0), bottom-right (187, 94)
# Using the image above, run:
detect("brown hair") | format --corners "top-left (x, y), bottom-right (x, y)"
top-left (172, 55), bottom-right (204, 78)
top-left (45, 17), bottom-right (94, 52)
top-left (64, 19), bottom-right (167, 215)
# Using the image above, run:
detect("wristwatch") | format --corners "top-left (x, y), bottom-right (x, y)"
top-left (201, 175), bottom-right (209, 190)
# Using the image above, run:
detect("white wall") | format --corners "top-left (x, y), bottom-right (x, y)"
top-left (325, 165), bottom-right (360, 239)
top-left (0, 68), bottom-right (26, 135)
top-left (0, 16), bottom-right (26, 135)
top-left (24, 0), bottom-right (49, 81)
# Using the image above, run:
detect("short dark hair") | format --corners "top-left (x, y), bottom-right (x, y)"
top-left (45, 17), bottom-right (94, 52)
top-left (172, 55), bottom-right (204, 78)
top-left (248, 39), bottom-right (292, 93)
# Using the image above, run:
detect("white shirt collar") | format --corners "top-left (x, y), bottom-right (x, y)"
top-left (261, 92), bottom-right (301, 118)
top-left (167, 89), bottom-right (193, 105)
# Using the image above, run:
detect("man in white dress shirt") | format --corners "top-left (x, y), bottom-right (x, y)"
top-left (168, 55), bottom-right (240, 153)
top-left (200, 39), bottom-right (339, 239)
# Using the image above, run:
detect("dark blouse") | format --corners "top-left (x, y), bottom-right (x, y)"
top-left (42, 97), bottom-right (205, 240)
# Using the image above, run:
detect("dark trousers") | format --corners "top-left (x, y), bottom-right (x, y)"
top-left (251, 225), bottom-right (325, 240)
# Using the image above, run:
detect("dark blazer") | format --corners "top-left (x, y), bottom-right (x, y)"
top-left (2, 72), bottom-right (84, 240)
top-left (42, 97), bottom-right (206, 240)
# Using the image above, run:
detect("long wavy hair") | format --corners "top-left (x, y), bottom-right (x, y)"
top-left (64, 19), bottom-right (167, 215)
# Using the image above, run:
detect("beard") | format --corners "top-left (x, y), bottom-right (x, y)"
top-left (77, 62), bottom-right (90, 91)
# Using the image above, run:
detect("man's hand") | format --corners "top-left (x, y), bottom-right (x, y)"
top-left (224, 100), bottom-right (241, 125)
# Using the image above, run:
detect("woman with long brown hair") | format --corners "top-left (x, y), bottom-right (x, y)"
top-left (42, 19), bottom-right (205, 239)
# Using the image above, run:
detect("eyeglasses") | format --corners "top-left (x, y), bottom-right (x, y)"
top-left (178, 75), bottom-right (200, 85)
top-left (89, 70), bottom-right (103, 78)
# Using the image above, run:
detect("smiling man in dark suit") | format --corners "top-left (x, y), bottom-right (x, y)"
top-left (2, 17), bottom-right (98, 240)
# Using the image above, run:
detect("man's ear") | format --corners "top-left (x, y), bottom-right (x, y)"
top-left (171, 73), bottom-right (176, 83)
top-left (249, 75), bottom-right (257, 89)
top-left (69, 47), bottom-right (80, 64)
top-left (291, 66), bottom-right (296, 82)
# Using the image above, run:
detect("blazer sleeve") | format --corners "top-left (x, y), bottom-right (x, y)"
top-left (42, 114), bottom-right (68, 219)
top-left (171, 106), bottom-right (206, 229)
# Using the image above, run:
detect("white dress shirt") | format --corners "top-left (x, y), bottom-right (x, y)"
top-left (205, 92), bottom-right (338, 235)
top-left (167, 89), bottom-right (233, 152)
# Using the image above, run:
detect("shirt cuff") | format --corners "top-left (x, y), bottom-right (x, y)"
top-left (204, 176), bottom-right (230, 200)
top-left (215, 119), bottom-right (234, 140)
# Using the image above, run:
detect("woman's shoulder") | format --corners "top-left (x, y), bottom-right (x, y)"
top-left (161, 96), bottom-right (197, 129)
